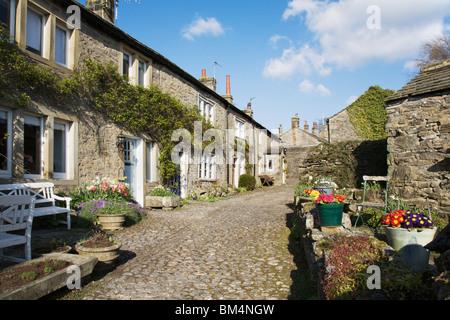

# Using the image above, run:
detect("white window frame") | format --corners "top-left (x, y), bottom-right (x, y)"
top-left (1, 0), bottom-right (16, 38)
top-left (55, 24), bottom-right (70, 67)
top-left (53, 121), bottom-right (69, 179)
top-left (138, 60), bottom-right (147, 87)
top-left (235, 119), bottom-right (245, 140)
top-left (198, 154), bottom-right (216, 180)
top-left (145, 141), bottom-right (157, 183)
top-left (0, 108), bottom-right (12, 177)
top-left (26, 7), bottom-right (46, 57)
top-left (267, 159), bottom-right (273, 171)
top-left (23, 114), bottom-right (43, 179)
top-left (199, 97), bottom-right (214, 123)
top-left (122, 51), bottom-right (132, 80)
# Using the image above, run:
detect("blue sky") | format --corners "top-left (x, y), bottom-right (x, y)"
top-left (79, 0), bottom-right (450, 133)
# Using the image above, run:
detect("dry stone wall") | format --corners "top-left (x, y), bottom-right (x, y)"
top-left (386, 91), bottom-right (450, 217)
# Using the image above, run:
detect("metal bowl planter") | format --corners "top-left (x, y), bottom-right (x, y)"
top-left (313, 186), bottom-right (334, 195)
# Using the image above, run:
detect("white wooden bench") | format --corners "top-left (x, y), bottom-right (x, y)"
top-left (0, 183), bottom-right (72, 230)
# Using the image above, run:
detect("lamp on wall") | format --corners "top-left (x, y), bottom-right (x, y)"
top-left (116, 132), bottom-right (126, 150)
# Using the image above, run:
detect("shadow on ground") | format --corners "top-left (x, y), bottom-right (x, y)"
top-left (285, 201), bottom-right (317, 300)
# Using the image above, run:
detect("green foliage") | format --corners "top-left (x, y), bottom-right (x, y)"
top-left (321, 234), bottom-right (387, 300)
top-left (238, 174), bottom-right (256, 190)
top-left (346, 85), bottom-right (394, 140)
top-left (150, 186), bottom-right (177, 197)
top-left (0, 25), bottom-right (214, 184)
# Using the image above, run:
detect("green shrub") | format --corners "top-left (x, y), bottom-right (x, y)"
top-left (150, 187), bottom-right (177, 197)
top-left (238, 174), bottom-right (256, 190)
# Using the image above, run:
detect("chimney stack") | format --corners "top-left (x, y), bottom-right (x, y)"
top-left (243, 102), bottom-right (253, 118)
top-left (86, 0), bottom-right (116, 24)
top-left (199, 69), bottom-right (216, 92)
top-left (292, 114), bottom-right (299, 129)
top-left (279, 124), bottom-right (283, 135)
top-left (312, 122), bottom-right (318, 136)
top-left (304, 121), bottom-right (309, 132)
top-left (222, 75), bottom-right (233, 104)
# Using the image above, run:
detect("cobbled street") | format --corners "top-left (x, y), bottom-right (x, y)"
top-left (82, 184), bottom-right (302, 300)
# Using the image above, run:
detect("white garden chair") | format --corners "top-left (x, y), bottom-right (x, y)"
top-left (0, 195), bottom-right (36, 262)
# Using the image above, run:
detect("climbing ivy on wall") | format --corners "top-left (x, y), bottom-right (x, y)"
top-left (0, 25), bottom-right (213, 184)
top-left (346, 85), bottom-right (394, 140)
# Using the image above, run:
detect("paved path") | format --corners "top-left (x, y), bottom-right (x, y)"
top-left (83, 184), bottom-right (299, 300)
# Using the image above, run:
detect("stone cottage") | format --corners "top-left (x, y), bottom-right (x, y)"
top-left (385, 60), bottom-right (450, 217)
top-left (0, 0), bottom-right (278, 206)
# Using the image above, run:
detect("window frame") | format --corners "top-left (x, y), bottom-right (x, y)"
top-left (0, 108), bottom-right (12, 177)
top-left (0, 0), bottom-right (16, 38)
top-left (122, 51), bottom-right (132, 80)
top-left (23, 114), bottom-right (44, 179)
top-left (138, 60), bottom-right (147, 87)
top-left (53, 120), bottom-right (69, 179)
top-left (26, 7), bottom-right (45, 57)
top-left (198, 154), bottom-right (216, 180)
top-left (54, 23), bottom-right (70, 67)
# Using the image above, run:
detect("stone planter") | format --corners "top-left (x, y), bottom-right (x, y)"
top-left (146, 195), bottom-right (181, 210)
top-left (316, 203), bottom-right (344, 227)
top-left (97, 213), bottom-right (126, 231)
top-left (0, 253), bottom-right (97, 300)
top-left (75, 241), bottom-right (121, 270)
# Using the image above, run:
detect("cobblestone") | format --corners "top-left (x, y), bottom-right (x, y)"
top-left (80, 184), bottom-right (298, 300)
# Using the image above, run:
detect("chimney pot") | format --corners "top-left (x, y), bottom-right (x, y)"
top-left (226, 75), bottom-right (231, 95)
top-left (202, 69), bottom-right (206, 78)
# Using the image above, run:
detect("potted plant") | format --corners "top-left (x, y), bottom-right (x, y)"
top-left (76, 199), bottom-right (146, 231)
top-left (380, 210), bottom-right (437, 251)
top-left (146, 186), bottom-right (180, 210)
top-left (380, 209), bottom-right (437, 272)
top-left (315, 193), bottom-right (346, 227)
top-left (313, 178), bottom-right (336, 195)
top-left (75, 232), bottom-right (121, 270)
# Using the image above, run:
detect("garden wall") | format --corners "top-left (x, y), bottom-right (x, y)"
top-left (286, 140), bottom-right (388, 188)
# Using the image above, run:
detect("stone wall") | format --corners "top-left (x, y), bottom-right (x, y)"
top-left (327, 109), bottom-right (362, 143)
top-left (386, 91), bottom-right (450, 217)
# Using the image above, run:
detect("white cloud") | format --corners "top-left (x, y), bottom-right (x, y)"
top-left (299, 79), bottom-right (331, 96)
top-left (182, 16), bottom-right (225, 41)
top-left (269, 34), bottom-right (292, 49)
top-left (263, 44), bottom-right (331, 79)
top-left (265, 0), bottom-right (450, 79)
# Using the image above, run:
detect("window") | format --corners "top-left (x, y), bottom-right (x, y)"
top-left (235, 119), bottom-right (245, 139)
top-left (199, 98), bottom-right (214, 123)
top-left (0, 0), bottom-right (16, 37)
top-left (26, 8), bottom-right (44, 56)
top-left (24, 115), bottom-right (42, 177)
top-left (198, 154), bottom-right (215, 180)
top-left (0, 109), bottom-right (11, 176)
top-left (53, 122), bottom-right (68, 179)
top-left (138, 60), bottom-right (146, 86)
top-left (123, 52), bottom-right (131, 80)
top-left (267, 159), bottom-right (273, 171)
top-left (55, 25), bottom-right (69, 66)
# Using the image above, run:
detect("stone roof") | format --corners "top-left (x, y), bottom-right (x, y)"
top-left (386, 60), bottom-right (450, 102)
